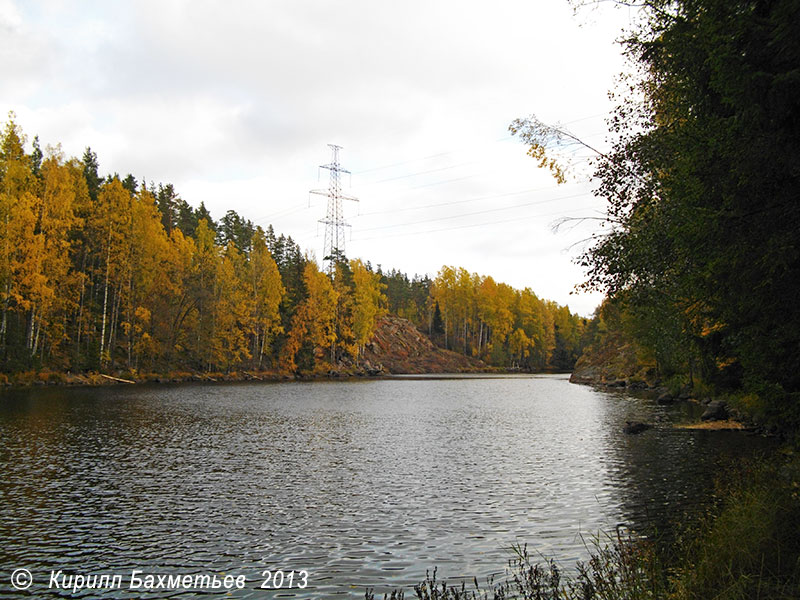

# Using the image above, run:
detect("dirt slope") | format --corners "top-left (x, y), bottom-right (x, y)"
top-left (362, 315), bottom-right (484, 374)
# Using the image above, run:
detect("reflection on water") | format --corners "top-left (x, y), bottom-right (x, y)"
top-left (0, 375), bottom-right (773, 597)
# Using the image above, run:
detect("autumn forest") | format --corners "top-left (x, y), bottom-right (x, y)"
top-left (0, 115), bottom-right (586, 379)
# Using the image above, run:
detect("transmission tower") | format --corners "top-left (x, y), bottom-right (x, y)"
top-left (310, 144), bottom-right (359, 272)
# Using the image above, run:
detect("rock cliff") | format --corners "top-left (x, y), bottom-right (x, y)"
top-left (362, 315), bottom-right (484, 374)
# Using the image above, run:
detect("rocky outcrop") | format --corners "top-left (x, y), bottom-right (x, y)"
top-left (362, 315), bottom-right (485, 374)
top-left (569, 331), bottom-right (655, 387)
top-left (701, 400), bottom-right (729, 421)
top-left (657, 390), bottom-right (677, 405)
top-left (623, 421), bottom-right (652, 434)
top-left (569, 362), bottom-right (604, 385)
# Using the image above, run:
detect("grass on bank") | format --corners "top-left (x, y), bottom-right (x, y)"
top-left (367, 455), bottom-right (800, 600)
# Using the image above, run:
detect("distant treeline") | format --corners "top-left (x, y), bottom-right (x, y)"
top-left (0, 115), bottom-right (586, 376)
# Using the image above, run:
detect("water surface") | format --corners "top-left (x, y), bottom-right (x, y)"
top-left (0, 375), bottom-right (773, 597)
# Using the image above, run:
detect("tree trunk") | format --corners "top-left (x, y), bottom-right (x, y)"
top-left (26, 305), bottom-right (36, 351)
top-left (31, 315), bottom-right (41, 356)
top-left (259, 327), bottom-right (267, 369)
top-left (100, 235), bottom-right (111, 365)
top-left (127, 270), bottom-right (133, 368)
top-left (108, 286), bottom-right (120, 367)
top-left (76, 275), bottom-right (85, 346)
top-left (0, 279), bottom-right (9, 349)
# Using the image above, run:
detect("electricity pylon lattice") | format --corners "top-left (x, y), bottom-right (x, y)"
top-left (310, 144), bottom-right (358, 272)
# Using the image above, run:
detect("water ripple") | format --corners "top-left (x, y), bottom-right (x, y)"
top-left (0, 376), bottom-right (773, 597)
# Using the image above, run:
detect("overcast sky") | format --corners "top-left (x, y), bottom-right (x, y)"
top-left (1, 0), bottom-right (637, 316)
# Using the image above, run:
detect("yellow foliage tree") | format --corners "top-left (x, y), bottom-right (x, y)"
top-left (280, 260), bottom-right (337, 374)
top-left (124, 187), bottom-right (172, 368)
top-left (509, 328), bottom-right (531, 368)
top-left (210, 242), bottom-right (251, 371)
top-left (35, 155), bottom-right (81, 358)
top-left (248, 229), bottom-right (285, 368)
top-left (192, 218), bottom-right (220, 370)
top-left (93, 178), bottom-right (133, 366)
top-left (350, 258), bottom-right (386, 362)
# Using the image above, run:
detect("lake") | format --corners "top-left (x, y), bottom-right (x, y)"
top-left (0, 375), bottom-right (774, 597)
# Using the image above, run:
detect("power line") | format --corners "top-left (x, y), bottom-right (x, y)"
top-left (354, 190), bottom-right (593, 234)
top-left (350, 111), bottom-right (609, 176)
top-left (351, 134), bottom-right (604, 195)
top-left (250, 202), bottom-right (312, 226)
top-left (407, 175), bottom-right (476, 190)
top-left (353, 151), bottom-right (454, 174)
top-left (350, 204), bottom-right (601, 243)
top-left (293, 112), bottom-right (611, 253)
top-left (362, 162), bottom-right (476, 185)
top-left (357, 183), bottom-right (571, 217)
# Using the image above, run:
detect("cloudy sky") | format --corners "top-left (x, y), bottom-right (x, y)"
top-left (1, 0), bottom-right (637, 316)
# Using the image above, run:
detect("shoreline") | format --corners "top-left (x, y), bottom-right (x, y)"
top-left (5, 369), bottom-right (752, 434)
top-left (0, 365), bottom-right (559, 391)
top-left (569, 375), bottom-right (769, 434)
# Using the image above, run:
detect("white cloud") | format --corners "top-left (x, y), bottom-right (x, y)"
top-left (0, 0), bottom-right (635, 316)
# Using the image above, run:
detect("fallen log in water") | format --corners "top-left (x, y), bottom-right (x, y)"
top-left (100, 374), bottom-right (136, 384)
